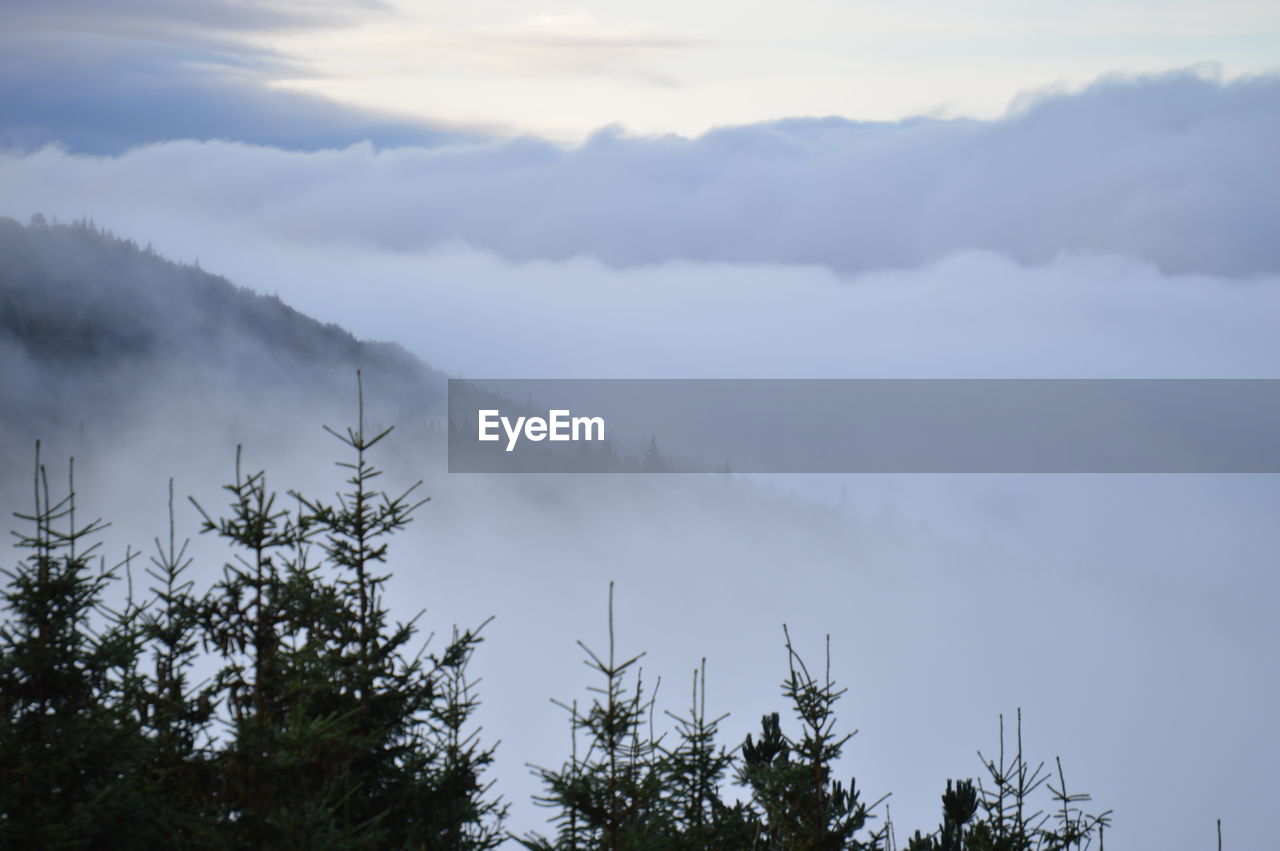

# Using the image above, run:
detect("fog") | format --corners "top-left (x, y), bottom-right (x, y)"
top-left (1, 70), bottom-right (1278, 848)
top-left (14, 386), bottom-right (1276, 850)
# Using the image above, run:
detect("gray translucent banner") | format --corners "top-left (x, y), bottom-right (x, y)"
top-left (447, 379), bottom-right (1280, 473)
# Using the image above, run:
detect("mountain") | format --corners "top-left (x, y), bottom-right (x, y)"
top-left (0, 215), bottom-right (443, 449)
top-left (0, 216), bottom-right (678, 479)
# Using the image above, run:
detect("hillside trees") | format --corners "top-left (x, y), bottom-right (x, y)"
top-left (522, 591), bottom-right (887, 851)
top-left (0, 447), bottom-right (152, 845)
top-left (0, 381), bottom-right (506, 848)
top-left (527, 595), bottom-right (1110, 851)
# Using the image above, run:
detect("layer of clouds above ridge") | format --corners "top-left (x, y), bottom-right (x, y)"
top-left (4, 69), bottom-right (1275, 278)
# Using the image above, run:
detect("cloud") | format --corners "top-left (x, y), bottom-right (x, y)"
top-left (4, 153), bottom-right (1279, 386)
top-left (0, 36), bottom-right (482, 154)
top-left (2, 68), bottom-right (1278, 384)
top-left (0, 1), bottom-right (483, 154)
top-left (5, 69), bottom-right (1273, 274)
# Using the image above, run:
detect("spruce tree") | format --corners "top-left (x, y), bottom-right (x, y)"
top-left (190, 374), bottom-right (505, 847)
top-left (737, 629), bottom-right (885, 851)
top-left (192, 445), bottom-right (345, 845)
top-left (903, 712), bottom-right (1110, 851)
top-left (0, 447), bottom-right (149, 846)
top-left (289, 372), bottom-right (506, 847)
top-left (522, 583), bottom-right (671, 850)
top-left (657, 659), bottom-right (758, 849)
top-left (132, 479), bottom-right (220, 845)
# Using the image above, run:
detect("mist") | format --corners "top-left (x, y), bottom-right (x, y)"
top-left (1, 69), bottom-right (1278, 849)
top-left (15, 384), bottom-right (1276, 850)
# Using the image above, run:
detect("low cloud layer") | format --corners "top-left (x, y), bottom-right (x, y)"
top-left (4, 70), bottom-right (1275, 274)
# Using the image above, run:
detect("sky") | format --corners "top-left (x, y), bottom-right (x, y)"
top-left (267, 0), bottom-right (1280, 138)
top-left (1, 0), bottom-right (1278, 148)
top-left (2, 1), bottom-right (1280, 848)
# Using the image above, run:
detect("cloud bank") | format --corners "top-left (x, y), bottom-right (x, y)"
top-left (4, 70), bottom-right (1275, 275)
top-left (3, 71), bottom-right (1278, 384)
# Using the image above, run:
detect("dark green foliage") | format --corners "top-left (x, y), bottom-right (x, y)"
top-left (521, 583), bottom-right (674, 850)
top-left (529, 606), bottom-right (1114, 851)
top-left (526, 601), bottom-right (887, 851)
top-left (0, 383), bottom-right (505, 848)
top-left (901, 712), bottom-right (1110, 851)
top-left (191, 445), bottom-right (359, 846)
top-left (186, 375), bottom-right (506, 848)
top-left (0, 447), bottom-right (150, 846)
top-left (521, 586), bottom-right (761, 850)
top-left (131, 480), bottom-right (220, 843)
top-left (736, 630), bottom-right (885, 851)
top-left (658, 660), bottom-right (757, 848)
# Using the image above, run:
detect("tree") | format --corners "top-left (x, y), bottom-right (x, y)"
top-left (738, 629), bottom-right (885, 851)
top-left (658, 659), bottom-right (758, 848)
top-left (522, 582), bottom-right (671, 850)
top-left (0, 447), bottom-right (149, 846)
top-left (133, 479), bottom-right (219, 844)
top-left (904, 712), bottom-right (1110, 851)
top-left (191, 373), bottom-right (506, 847)
top-left (527, 600), bottom-right (888, 851)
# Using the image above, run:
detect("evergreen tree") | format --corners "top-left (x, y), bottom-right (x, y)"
top-left (738, 629), bottom-right (885, 851)
top-left (657, 659), bottom-right (759, 849)
top-left (190, 374), bottom-right (505, 847)
top-left (289, 372), bottom-right (506, 847)
top-left (522, 583), bottom-right (671, 850)
top-left (192, 445), bottom-right (348, 845)
top-left (903, 712), bottom-right (1110, 851)
top-left (132, 479), bottom-right (220, 845)
top-left (0, 447), bottom-right (149, 846)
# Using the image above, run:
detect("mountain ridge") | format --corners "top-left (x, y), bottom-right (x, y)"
top-left (0, 215), bottom-right (444, 447)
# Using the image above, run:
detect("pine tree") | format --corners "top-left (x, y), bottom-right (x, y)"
top-left (0, 447), bottom-right (149, 846)
top-left (192, 445), bottom-right (342, 845)
top-left (190, 373), bottom-right (506, 846)
top-left (522, 583), bottom-right (671, 850)
top-left (738, 628), bottom-right (885, 851)
top-left (658, 659), bottom-right (759, 848)
top-left (904, 712), bottom-right (1110, 851)
top-left (289, 371), bottom-right (506, 847)
top-left (129, 478), bottom-right (221, 843)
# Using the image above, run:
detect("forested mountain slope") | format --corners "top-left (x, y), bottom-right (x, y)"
top-left (0, 215), bottom-right (442, 444)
